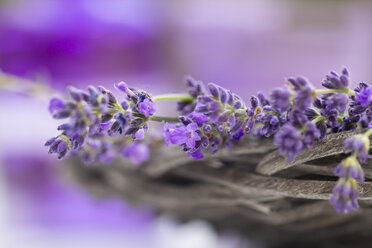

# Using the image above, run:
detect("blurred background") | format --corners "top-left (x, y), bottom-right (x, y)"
top-left (0, 0), bottom-right (371, 247)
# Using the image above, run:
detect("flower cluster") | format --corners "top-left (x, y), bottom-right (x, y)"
top-left (45, 82), bottom-right (154, 164)
top-left (164, 82), bottom-right (247, 160)
top-left (330, 134), bottom-right (369, 213)
top-left (45, 67), bottom-right (372, 214)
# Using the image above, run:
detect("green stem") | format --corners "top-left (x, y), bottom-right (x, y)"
top-left (149, 115), bottom-right (180, 122)
top-left (153, 93), bottom-right (194, 102)
top-left (364, 128), bottom-right (372, 138)
top-left (315, 88), bottom-right (355, 96)
top-left (312, 116), bottom-right (325, 124)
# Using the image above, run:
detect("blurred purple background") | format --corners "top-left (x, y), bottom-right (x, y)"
top-left (0, 0), bottom-right (372, 247)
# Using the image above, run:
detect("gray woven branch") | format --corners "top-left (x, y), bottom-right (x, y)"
top-left (63, 128), bottom-right (372, 247)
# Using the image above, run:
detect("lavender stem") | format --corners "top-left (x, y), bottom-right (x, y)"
top-left (153, 93), bottom-right (194, 102)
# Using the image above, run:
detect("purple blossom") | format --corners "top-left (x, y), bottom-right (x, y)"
top-left (355, 82), bottom-right (372, 108)
top-left (188, 149), bottom-right (204, 160)
top-left (188, 111), bottom-right (208, 124)
top-left (162, 121), bottom-right (202, 157)
top-left (167, 79), bottom-right (249, 160)
top-left (232, 128), bottom-right (244, 141)
top-left (45, 136), bottom-right (70, 159)
top-left (302, 122), bottom-right (320, 148)
top-left (177, 76), bottom-right (205, 115)
top-left (163, 124), bottom-right (188, 146)
top-left (185, 75), bottom-right (205, 98)
top-left (114, 81), bottom-right (138, 101)
top-left (184, 123), bottom-right (201, 148)
top-left (194, 96), bottom-right (220, 114)
top-left (255, 110), bottom-right (280, 137)
top-left (163, 123), bottom-right (174, 146)
top-left (139, 98), bottom-right (155, 117)
top-left (322, 68), bottom-right (350, 90)
top-left (134, 128), bottom-right (145, 140)
top-left (330, 178), bottom-right (359, 214)
top-left (322, 93), bottom-right (348, 113)
top-left (46, 82), bottom-right (154, 163)
top-left (49, 97), bottom-right (65, 114)
top-left (270, 86), bottom-right (292, 112)
top-left (343, 135), bottom-right (369, 162)
top-left (316, 121), bottom-right (327, 139)
top-left (123, 142), bottom-right (150, 165)
top-left (67, 86), bottom-right (84, 102)
top-left (288, 110), bottom-right (308, 128)
top-left (331, 135), bottom-right (367, 214)
top-left (334, 156), bottom-right (364, 183)
top-left (274, 124), bottom-right (304, 162)
top-left (287, 76), bottom-right (314, 111)
top-left (257, 92), bottom-right (270, 106)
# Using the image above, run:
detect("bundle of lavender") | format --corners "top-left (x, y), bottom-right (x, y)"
top-left (46, 68), bottom-right (372, 214)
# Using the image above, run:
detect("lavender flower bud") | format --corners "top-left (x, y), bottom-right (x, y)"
top-left (121, 100), bottom-right (129, 110)
top-left (203, 124), bottom-right (212, 133)
top-left (343, 134), bottom-right (369, 162)
top-left (49, 98), bottom-right (65, 114)
top-left (250, 96), bottom-right (259, 108)
top-left (270, 86), bottom-right (292, 112)
top-left (208, 83), bottom-right (219, 99)
top-left (67, 86), bottom-right (85, 102)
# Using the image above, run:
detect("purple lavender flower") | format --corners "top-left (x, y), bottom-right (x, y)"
top-left (194, 96), bottom-right (220, 115)
top-left (322, 68), bottom-right (350, 90)
top-left (139, 98), bottom-right (155, 117)
top-left (288, 110), bottom-right (308, 128)
top-left (114, 81), bottom-right (138, 101)
top-left (165, 122), bottom-right (200, 148)
top-left (163, 123), bottom-right (175, 146)
top-left (188, 111), bottom-right (208, 124)
top-left (331, 134), bottom-right (367, 214)
top-left (302, 122), bottom-right (320, 148)
top-left (67, 86), bottom-right (85, 102)
top-left (247, 92), bottom-right (286, 138)
top-left (165, 79), bottom-right (249, 160)
top-left (164, 124), bottom-right (188, 146)
top-left (176, 76), bottom-right (204, 115)
top-left (322, 93), bottom-right (348, 113)
top-left (162, 121), bottom-right (203, 158)
top-left (343, 134), bottom-right (369, 162)
top-left (316, 121), bottom-right (327, 139)
top-left (123, 142), bottom-right (150, 165)
top-left (46, 82), bottom-right (155, 163)
top-left (255, 110), bottom-right (280, 137)
top-left (330, 178), bottom-right (359, 214)
top-left (270, 86), bottom-right (292, 112)
top-left (184, 123), bottom-right (201, 148)
top-left (229, 129), bottom-right (243, 142)
top-left (287, 76), bottom-right (314, 111)
top-left (188, 149), bottom-right (204, 160)
top-left (257, 92), bottom-right (270, 106)
top-left (274, 124), bottom-right (304, 162)
top-left (334, 156), bottom-right (364, 183)
top-left (45, 135), bottom-right (70, 159)
top-left (49, 97), bottom-right (65, 114)
top-left (354, 82), bottom-right (372, 108)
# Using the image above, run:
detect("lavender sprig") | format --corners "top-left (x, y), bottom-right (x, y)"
top-left (330, 133), bottom-right (370, 213)
top-left (46, 82), bottom-right (160, 164)
top-left (45, 67), bottom-right (372, 214)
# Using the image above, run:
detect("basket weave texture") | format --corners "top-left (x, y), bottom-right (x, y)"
top-left (65, 129), bottom-right (372, 248)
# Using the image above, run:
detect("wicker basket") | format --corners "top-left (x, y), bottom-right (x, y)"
top-left (65, 129), bottom-right (372, 248)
